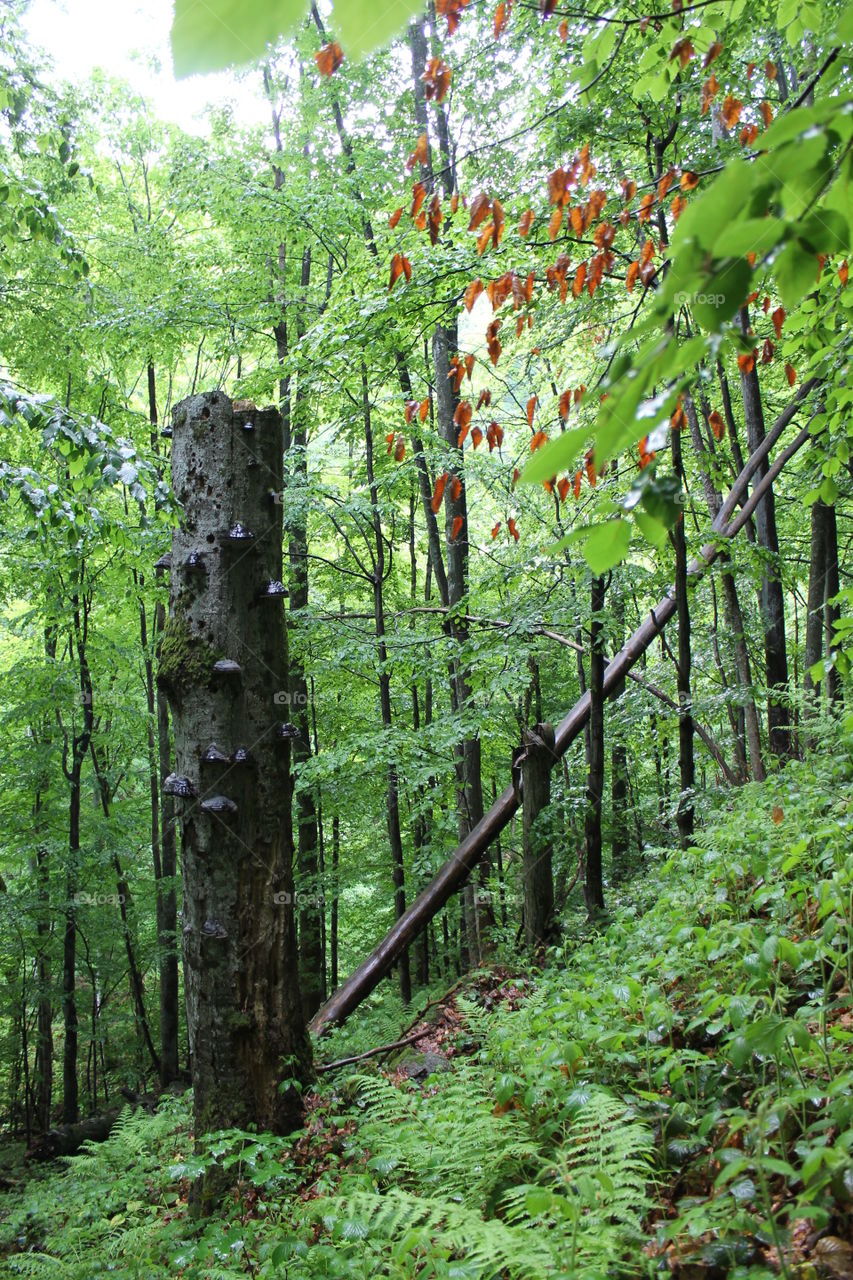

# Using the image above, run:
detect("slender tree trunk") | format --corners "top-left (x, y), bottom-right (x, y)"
top-left (824, 501), bottom-right (842, 708)
top-left (737, 312), bottom-right (791, 755)
top-left (609, 586), bottom-right (629, 879)
top-left (330, 814), bottom-right (339, 993)
top-left (671, 426), bottom-right (695, 844)
top-left (362, 367), bottom-right (411, 1004)
top-left (521, 724), bottom-right (556, 949)
top-left (584, 576), bottom-right (606, 915)
top-left (148, 364), bottom-right (180, 1086)
top-left (804, 498), bottom-right (829, 734)
top-left (685, 393), bottom-right (765, 780)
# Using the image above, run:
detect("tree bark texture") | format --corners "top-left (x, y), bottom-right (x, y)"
top-left (158, 391), bottom-right (311, 1209)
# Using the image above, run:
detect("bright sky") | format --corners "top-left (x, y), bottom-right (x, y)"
top-left (22, 0), bottom-right (269, 132)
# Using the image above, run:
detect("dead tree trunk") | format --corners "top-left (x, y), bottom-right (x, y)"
top-left (158, 392), bottom-right (311, 1212)
top-left (521, 723), bottom-right (556, 949)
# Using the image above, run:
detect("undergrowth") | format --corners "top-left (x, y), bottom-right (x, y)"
top-left (1, 743), bottom-right (851, 1278)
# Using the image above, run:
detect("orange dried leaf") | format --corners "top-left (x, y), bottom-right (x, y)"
top-left (772, 306), bottom-right (786, 339)
top-left (526, 395), bottom-right (537, 428)
top-left (557, 476), bottom-right (570, 502)
top-left (626, 260), bottom-right (640, 293)
top-left (785, 362), bottom-right (796, 386)
top-left (453, 400), bottom-right (472, 430)
top-left (760, 100), bottom-right (773, 128)
top-left (494, 0), bottom-right (507, 37)
top-left (464, 278), bottom-right (484, 312)
top-left (709, 410), bottom-right (724, 441)
top-left (681, 170), bottom-right (700, 191)
top-left (450, 476), bottom-right (462, 501)
top-left (406, 134), bottom-right (429, 172)
top-left (476, 221), bottom-right (495, 255)
top-left (721, 95), bottom-right (743, 129)
top-left (508, 517), bottom-right (519, 542)
top-left (671, 36), bottom-right (694, 66)
top-left (389, 207), bottom-right (402, 228)
top-left (703, 40), bottom-right (723, 66)
top-left (519, 209), bottom-right (534, 237)
top-left (548, 205), bottom-right (563, 240)
top-left (431, 472), bottom-right (449, 512)
top-left (451, 514), bottom-right (464, 540)
top-left (491, 521), bottom-right (501, 539)
top-left (471, 425), bottom-right (484, 449)
top-left (394, 435), bottom-right (406, 461)
top-left (468, 192), bottom-right (491, 232)
top-left (657, 170), bottom-right (675, 201)
top-left (839, 260), bottom-right (849, 285)
top-left (411, 181), bottom-right (427, 218)
top-left (315, 41), bottom-right (344, 76)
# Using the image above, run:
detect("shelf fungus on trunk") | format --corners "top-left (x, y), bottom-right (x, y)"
top-left (156, 391), bottom-right (312, 1215)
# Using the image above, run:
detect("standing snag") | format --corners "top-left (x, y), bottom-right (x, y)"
top-left (158, 391), bottom-right (311, 1213)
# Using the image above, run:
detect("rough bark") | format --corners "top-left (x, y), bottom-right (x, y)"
top-left (158, 392), bottom-right (311, 1212)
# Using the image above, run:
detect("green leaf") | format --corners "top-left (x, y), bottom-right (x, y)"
top-left (691, 258), bottom-right (753, 331)
top-left (582, 519), bottom-right (631, 574)
top-left (334, 0), bottom-right (427, 58)
top-left (774, 239), bottom-right (820, 309)
top-left (634, 509), bottom-right (668, 548)
top-left (521, 427), bottom-right (588, 485)
top-left (839, 0), bottom-right (853, 40)
top-left (171, 0), bottom-right (425, 74)
top-left (171, 0), bottom-right (304, 77)
top-left (713, 219), bottom-right (787, 259)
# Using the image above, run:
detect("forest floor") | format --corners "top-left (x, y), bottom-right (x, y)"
top-left (1, 741), bottom-right (852, 1279)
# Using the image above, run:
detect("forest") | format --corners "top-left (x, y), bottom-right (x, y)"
top-left (0, 0), bottom-right (852, 1272)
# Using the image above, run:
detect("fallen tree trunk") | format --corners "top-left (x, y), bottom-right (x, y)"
top-left (25, 1088), bottom-right (163, 1162)
top-left (310, 385), bottom-right (817, 1036)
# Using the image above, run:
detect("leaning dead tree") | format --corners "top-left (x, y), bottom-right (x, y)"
top-left (158, 392), bottom-right (312, 1209)
top-left (310, 382), bottom-right (817, 1036)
